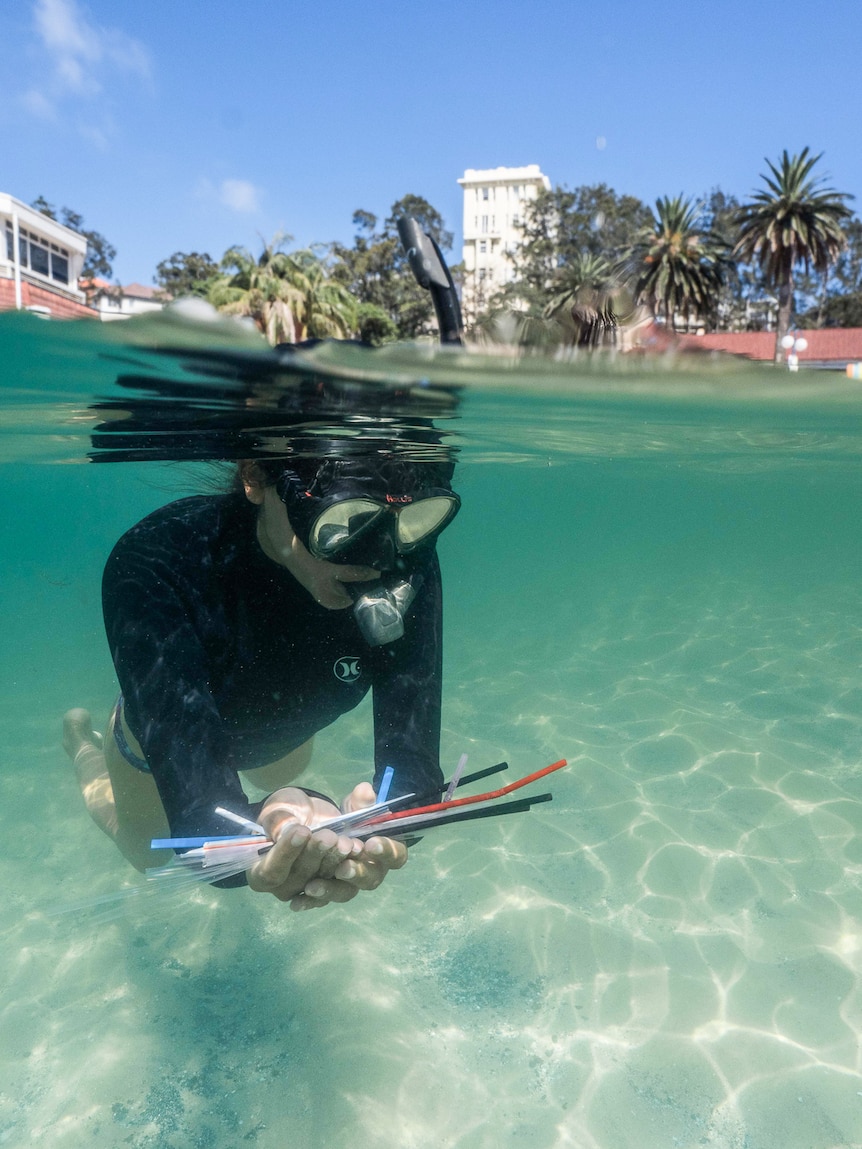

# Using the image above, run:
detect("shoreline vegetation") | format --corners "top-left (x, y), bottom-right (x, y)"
top-left (32, 149), bottom-right (861, 361)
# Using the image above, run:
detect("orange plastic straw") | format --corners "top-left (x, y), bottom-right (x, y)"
top-left (363, 759), bottom-right (568, 828)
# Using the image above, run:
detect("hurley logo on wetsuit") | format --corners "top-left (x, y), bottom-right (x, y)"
top-left (333, 657), bottom-right (361, 682)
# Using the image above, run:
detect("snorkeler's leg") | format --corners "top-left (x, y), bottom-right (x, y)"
top-left (240, 738), bottom-right (314, 793)
top-left (63, 706), bottom-right (169, 872)
top-left (63, 708), bottom-right (117, 837)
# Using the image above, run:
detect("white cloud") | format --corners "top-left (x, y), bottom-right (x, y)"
top-left (219, 179), bottom-right (262, 214)
top-left (20, 88), bottom-right (57, 119)
top-left (24, 0), bottom-right (151, 117)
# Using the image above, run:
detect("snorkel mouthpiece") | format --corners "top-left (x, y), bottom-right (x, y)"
top-left (352, 575), bottom-right (422, 646)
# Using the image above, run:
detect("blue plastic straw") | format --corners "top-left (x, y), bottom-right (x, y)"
top-left (377, 766), bottom-right (395, 804)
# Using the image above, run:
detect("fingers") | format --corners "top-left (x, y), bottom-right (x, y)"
top-left (249, 822), bottom-right (411, 910)
top-left (289, 835), bottom-right (408, 911)
top-left (341, 781), bottom-right (377, 814)
top-left (332, 835), bottom-right (409, 890)
top-left (248, 823), bottom-right (312, 893)
top-left (289, 879), bottom-right (360, 912)
top-left (334, 566), bottom-right (381, 584)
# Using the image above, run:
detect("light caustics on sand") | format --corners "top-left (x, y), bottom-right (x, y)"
top-left (52, 759), bottom-right (568, 917)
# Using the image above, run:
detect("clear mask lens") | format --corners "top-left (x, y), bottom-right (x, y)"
top-left (310, 494), bottom-right (459, 561)
top-left (310, 499), bottom-right (385, 558)
top-left (396, 496), bottom-right (458, 550)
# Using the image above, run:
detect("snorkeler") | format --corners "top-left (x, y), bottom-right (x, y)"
top-left (63, 451), bottom-right (460, 910)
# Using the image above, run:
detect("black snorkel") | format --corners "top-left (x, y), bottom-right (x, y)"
top-left (277, 219), bottom-right (462, 646)
top-left (349, 221), bottom-right (461, 643)
top-left (396, 216), bottom-right (464, 346)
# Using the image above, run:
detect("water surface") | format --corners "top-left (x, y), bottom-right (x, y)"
top-left (2, 311), bottom-right (862, 1147)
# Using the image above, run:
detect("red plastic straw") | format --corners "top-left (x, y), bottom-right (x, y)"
top-left (362, 759), bottom-right (568, 828)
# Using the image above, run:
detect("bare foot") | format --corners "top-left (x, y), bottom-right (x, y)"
top-left (63, 708), bottom-right (103, 761)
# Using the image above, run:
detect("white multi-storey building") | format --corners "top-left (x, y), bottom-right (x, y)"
top-left (457, 164), bottom-right (551, 320)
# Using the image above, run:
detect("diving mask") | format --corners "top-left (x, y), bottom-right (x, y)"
top-left (276, 458), bottom-right (459, 645)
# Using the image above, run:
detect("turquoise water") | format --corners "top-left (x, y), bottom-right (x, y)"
top-left (3, 313), bottom-right (862, 1147)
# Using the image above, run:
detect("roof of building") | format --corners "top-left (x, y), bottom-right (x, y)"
top-left (121, 282), bottom-right (163, 300)
top-left (675, 328), bottom-right (862, 364)
top-left (458, 164), bottom-right (550, 188)
top-left (80, 278), bottom-right (165, 300)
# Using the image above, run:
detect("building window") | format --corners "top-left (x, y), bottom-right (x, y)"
top-left (512, 214), bottom-right (520, 228)
top-left (51, 251), bottom-right (69, 284)
top-left (481, 215), bottom-right (488, 234)
top-left (479, 241), bottom-right (487, 253)
top-left (478, 268), bottom-right (486, 280)
top-left (482, 187), bottom-right (489, 200)
top-left (30, 240), bottom-right (50, 277)
top-left (5, 225), bottom-right (72, 285)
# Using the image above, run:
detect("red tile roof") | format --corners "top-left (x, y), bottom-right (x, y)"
top-left (121, 282), bottom-right (163, 300)
top-left (676, 329), bottom-right (862, 363)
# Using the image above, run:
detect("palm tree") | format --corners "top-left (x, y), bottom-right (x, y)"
top-left (542, 252), bottom-right (619, 347)
top-left (208, 235), bottom-right (308, 344)
top-left (290, 248), bottom-right (358, 340)
top-left (734, 148), bottom-right (852, 362)
top-left (624, 195), bottom-right (729, 333)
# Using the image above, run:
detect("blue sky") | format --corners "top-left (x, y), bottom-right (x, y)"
top-left (2, 0), bottom-right (860, 285)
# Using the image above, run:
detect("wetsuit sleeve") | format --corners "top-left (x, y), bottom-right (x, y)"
top-left (102, 531), bottom-right (260, 842)
top-left (369, 551), bottom-right (445, 802)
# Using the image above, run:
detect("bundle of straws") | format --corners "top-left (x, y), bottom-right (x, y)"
top-left (147, 756), bottom-right (568, 889)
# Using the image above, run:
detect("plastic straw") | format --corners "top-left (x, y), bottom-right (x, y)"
top-left (443, 754), bottom-right (468, 802)
top-left (376, 766), bottom-right (395, 804)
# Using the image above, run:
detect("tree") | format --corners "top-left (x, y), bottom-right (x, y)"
top-left (32, 196), bottom-right (116, 279)
top-left (733, 148), bottom-right (853, 362)
top-left (291, 247), bottom-right (358, 340)
top-left (208, 235), bottom-right (308, 344)
top-left (208, 237), bottom-right (357, 345)
top-left (542, 252), bottom-right (620, 346)
top-left (330, 195), bottom-right (454, 340)
top-left (623, 195), bottom-right (729, 331)
top-left (490, 183), bottom-right (653, 317)
top-left (154, 251), bottom-right (219, 299)
top-left (699, 188), bottom-right (775, 331)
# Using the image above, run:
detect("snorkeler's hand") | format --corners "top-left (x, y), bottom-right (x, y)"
top-left (287, 781), bottom-right (408, 912)
top-left (249, 784), bottom-right (407, 910)
top-left (249, 787), bottom-right (363, 903)
top-left (254, 488), bottom-right (379, 610)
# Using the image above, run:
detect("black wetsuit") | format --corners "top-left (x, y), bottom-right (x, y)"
top-left (102, 493), bottom-right (444, 840)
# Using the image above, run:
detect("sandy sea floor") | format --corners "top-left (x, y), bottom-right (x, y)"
top-left (2, 455), bottom-right (862, 1148)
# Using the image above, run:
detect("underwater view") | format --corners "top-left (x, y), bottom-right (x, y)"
top-left (2, 310), bottom-right (862, 1148)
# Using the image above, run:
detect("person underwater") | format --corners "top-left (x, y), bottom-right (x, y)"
top-left (63, 450), bottom-right (460, 911)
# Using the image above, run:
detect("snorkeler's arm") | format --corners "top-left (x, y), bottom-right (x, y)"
top-left (369, 550), bottom-right (445, 801)
top-left (102, 530), bottom-right (258, 840)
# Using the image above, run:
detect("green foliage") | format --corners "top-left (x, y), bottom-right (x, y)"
top-left (330, 195), bottom-right (453, 340)
top-left (734, 148), bottom-right (853, 355)
top-left (798, 291), bottom-right (862, 328)
top-left (154, 251), bottom-right (219, 299)
top-left (491, 184), bottom-right (653, 316)
top-left (734, 149), bottom-right (852, 283)
top-left (541, 252), bottom-right (621, 347)
top-left (355, 301), bottom-right (398, 346)
top-left (623, 195), bottom-right (730, 330)
top-left (208, 236), bottom-right (357, 345)
top-left (32, 196), bottom-right (116, 279)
